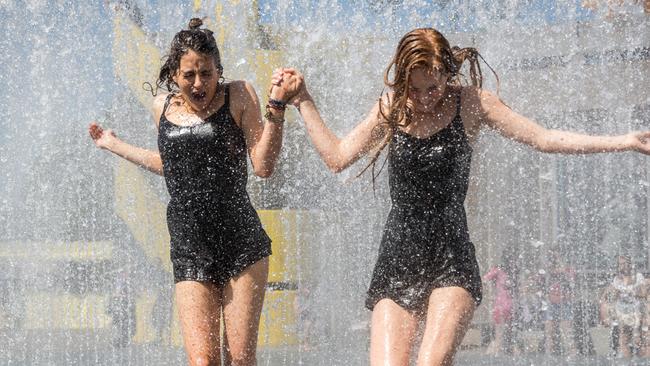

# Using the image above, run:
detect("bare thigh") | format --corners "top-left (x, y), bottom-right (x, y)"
top-left (222, 257), bottom-right (269, 366)
top-left (175, 281), bottom-right (223, 366)
top-left (416, 286), bottom-right (476, 366)
top-left (370, 298), bottom-right (420, 366)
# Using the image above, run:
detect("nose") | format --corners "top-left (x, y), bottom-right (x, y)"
top-left (193, 74), bottom-right (203, 88)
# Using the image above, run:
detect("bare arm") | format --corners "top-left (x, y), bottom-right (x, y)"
top-left (87, 94), bottom-right (166, 175)
top-left (234, 81), bottom-right (284, 178)
top-left (475, 88), bottom-right (650, 154)
top-left (280, 69), bottom-right (386, 173)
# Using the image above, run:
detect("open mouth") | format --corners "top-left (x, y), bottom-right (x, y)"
top-left (191, 91), bottom-right (207, 102)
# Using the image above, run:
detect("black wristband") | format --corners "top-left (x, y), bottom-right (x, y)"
top-left (268, 98), bottom-right (287, 109)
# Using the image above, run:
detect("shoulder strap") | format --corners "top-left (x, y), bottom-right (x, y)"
top-left (223, 83), bottom-right (230, 108)
top-left (455, 90), bottom-right (462, 117)
top-left (161, 94), bottom-right (174, 116)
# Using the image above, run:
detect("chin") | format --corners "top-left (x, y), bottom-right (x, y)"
top-left (425, 98), bottom-right (444, 110)
top-left (415, 104), bottom-right (436, 113)
top-left (196, 101), bottom-right (210, 110)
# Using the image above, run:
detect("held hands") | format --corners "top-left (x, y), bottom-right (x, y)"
top-left (88, 122), bottom-right (118, 150)
top-left (270, 68), bottom-right (308, 107)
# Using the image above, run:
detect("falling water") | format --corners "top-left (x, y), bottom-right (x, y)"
top-left (0, 0), bottom-right (649, 365)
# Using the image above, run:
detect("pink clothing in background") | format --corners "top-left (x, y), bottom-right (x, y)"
top-left (484, 266), bottom-right (513, 324)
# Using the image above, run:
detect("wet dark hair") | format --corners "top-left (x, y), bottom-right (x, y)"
top-left (153, 18), bottom-right (223, 93)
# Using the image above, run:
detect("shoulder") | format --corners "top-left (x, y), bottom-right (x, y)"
top-left (459, 85), bottom-right (497, 107)
top-left (153, 93), bottom-right (170, 109)
top-left (228, 80), bottom-right (258, 101)
top-left (460, 86), bottom-right (512, 127)
top-left (152, 93), bottom-right (173, 124)
top-left (227, 80), bottom-right (261, 124)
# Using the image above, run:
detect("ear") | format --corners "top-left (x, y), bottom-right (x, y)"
top-left (171, 69), bottom-right (179, 86)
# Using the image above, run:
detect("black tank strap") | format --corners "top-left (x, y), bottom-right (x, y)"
top-left (455, 90), bottom-right (462, 117)
top-left (161, 94), bottom-right (174, 116)
top-left (223, 83), bottom-right (230, 108)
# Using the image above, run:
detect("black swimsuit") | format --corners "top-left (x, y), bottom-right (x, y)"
top-left (157, 84), bottom-right (271, 285)
top-left (366, 91), bottom-right (482, 311)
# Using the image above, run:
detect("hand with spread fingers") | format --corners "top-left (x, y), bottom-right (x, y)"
top-left (88, 122), bottom-right (118, 150)
top-left (626, 131), bottom-right (650, 155)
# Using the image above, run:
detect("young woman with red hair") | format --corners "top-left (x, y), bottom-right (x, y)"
top-left (273, 28), bottom-right (650, 365)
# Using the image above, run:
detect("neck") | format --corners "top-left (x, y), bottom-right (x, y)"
top-left (411, 91), bottom-right (454, 115)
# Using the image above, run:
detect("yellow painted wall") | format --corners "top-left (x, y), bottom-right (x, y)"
top-left (24, 293), bottom-right (112, 330)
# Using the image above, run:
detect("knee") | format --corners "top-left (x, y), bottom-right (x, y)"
top-left (188, 353), bottom-right (220, 366)
top-left (419, 348), bottom-right (456, 366)
top-left (419, 336), bottom-right (460, 366)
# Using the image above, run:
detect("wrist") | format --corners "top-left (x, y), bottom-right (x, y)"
top-left (264, 105), bottom-right (285, 124)
top-left (267, 98), bottom-right (287, 110)
top-left (269, 90), bottom-right (288, 104)
top-left (103, 137), bottom-right (120, 152)
top-left (622, 133), bottom-right (637, 152)
top-left (293, 92), bottom-right (313, 109)
top-left (266, 106), bottom-right (285, 116)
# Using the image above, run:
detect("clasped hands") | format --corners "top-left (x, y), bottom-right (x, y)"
top-left (269, 68), bottom-right (307, 108)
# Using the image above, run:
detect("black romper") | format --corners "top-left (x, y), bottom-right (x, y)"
top-left (366, 91), bottom-right (482, 311)
top-left (157, 84), bottom-right (272, 285)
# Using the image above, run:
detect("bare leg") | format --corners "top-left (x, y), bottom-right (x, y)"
top-left (175, 281), bottom-right (223, 366)
top-left (370, 299), bottom-right (419, 366)
top-left (416, 287), bottom-right (476, 366)
top-left (222, 258), bottom-right (269, 366)
top-left (559, 320), bottom-right (576, 355)
top-left (640, 325), bottom-right (650, 357)
top-left (544, 320), bottom-right (556, 355)
top-left (620, 326), bottom-right (633, 358)
top-left (487, 324), bottom-right (504, 355)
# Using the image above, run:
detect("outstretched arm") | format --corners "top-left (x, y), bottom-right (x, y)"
top-left (476, 89), bottom-right (650, 154)
top-left (87, 94), bottom-right (167, 175)
top-left (277, 69), bottom-right (386, 173)
top-left (88, 123), bottom-right (164, 175)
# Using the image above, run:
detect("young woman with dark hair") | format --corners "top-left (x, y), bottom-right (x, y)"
top-left (89, 18), bottom-right (293, 366)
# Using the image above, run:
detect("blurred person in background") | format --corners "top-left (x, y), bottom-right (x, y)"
top-left (601, 255), bottom-right (645, 358)
top-left (483, 264), bottom-right (514, 355)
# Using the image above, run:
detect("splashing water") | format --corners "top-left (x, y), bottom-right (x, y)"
top-left (0, 0), bottom-right (648, 365)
